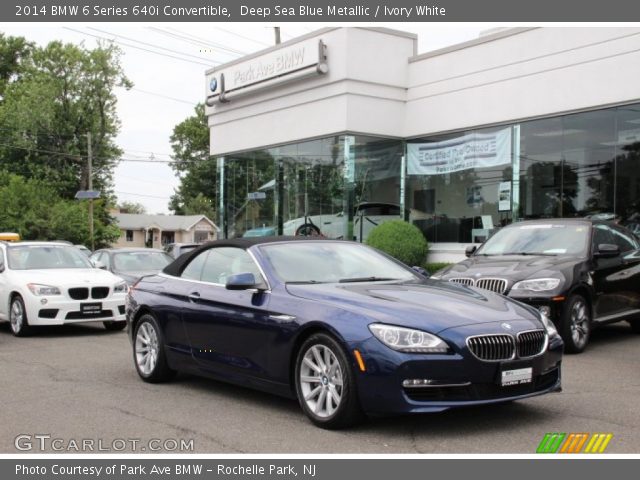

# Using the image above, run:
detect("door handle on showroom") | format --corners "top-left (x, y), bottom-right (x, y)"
top-left (188, 292), bottom-right (201, 302)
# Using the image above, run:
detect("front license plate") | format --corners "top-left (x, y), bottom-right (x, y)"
top-left (80, 302), bottom-right (102, 315)
top-left (501, 367), bottom-right (533, 386)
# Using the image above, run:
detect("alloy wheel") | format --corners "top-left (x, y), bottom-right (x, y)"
top-left (299, 344), bottom-right (344, 418)
top-left (10, 299), bottom-right (24, 334)
top-left (135, 322), bottom-right (159, 376)
top-left (570, 298), bottom-right (590, 349)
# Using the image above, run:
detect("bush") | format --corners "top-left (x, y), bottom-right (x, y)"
top-left (366, 220), bottom-right (428, 266)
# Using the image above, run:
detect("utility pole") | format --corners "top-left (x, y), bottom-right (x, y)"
top-left (87, 132), bottom-right (94, 251)
top-left (274, 27), bottom-right (281, 45)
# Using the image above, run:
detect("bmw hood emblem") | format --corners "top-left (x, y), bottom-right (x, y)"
top-left (501, 322), bottom-right (512, 330)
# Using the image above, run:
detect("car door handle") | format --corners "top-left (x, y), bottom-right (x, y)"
top-left (188, 292), bottom-right (201, 302)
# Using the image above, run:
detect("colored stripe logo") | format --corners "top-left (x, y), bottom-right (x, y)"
top-left (537, 433), bottom-right (613, 453)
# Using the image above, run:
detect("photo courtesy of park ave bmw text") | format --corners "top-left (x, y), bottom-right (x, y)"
top-left (1, 0), bottom-right (640, 479)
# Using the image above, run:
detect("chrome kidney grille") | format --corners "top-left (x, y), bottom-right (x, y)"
top-left (449, 277), bottom-right (474, 287)
top-left (467, 334), bottom-right (515, 361)
top-left (449, 277), bottom-right (508, 294)
top-left (467, 330), bottom-right (547, 361)
top-left (517, 330), bottom-right (548, 358)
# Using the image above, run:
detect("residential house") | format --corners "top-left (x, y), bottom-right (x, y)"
top-left (114, 213), bottom-right (218, 249)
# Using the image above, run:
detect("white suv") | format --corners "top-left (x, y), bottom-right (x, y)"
top-left (0, 241), bottom-right (128, 336)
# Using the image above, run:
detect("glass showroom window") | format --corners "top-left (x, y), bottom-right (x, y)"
top-left (517, 110), bottom-right (616, 219)
top-left (217, 135), bottom-right (403, 241)
top-left (223, 150), bottom-right (277, 239)
top-left (407, 126), bottom-right (515, 243)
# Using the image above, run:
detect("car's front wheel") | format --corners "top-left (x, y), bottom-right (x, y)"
top-left (294, 333), bottom-right (363, 429)
top-left (103, 321), bottom-right (127, 331)
top-left (133, 314), bottom-right (175, 382)
top-left (560, 294), bottom-right (591, 353)
top-left (9, 295), bottom-right (31, 337)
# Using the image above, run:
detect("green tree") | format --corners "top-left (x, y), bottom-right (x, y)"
top-left (182, 192), bottom-right (216, 220)
top-left (0, 172), bottom-right (118, 247)
top-left (0, 35), bottom-right (131, 247)
top-left (169, 103), bottom-right (217, 216)
top-left (0, 38), bottom-right (131, 198)
top-left (118, 200), bottom-right (146, 214)
top-left (0, 33), bottom-right (33, 98)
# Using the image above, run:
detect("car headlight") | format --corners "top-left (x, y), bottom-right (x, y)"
top-left (113, 282), bottom-right (128, 294)
top-left (539, 311), bottom-right (559, 338)
top-left (369, 324), bottom-right (449, 353)
top-left (511, 278), bottom-right (561, 292)
top-left (27, 283), bottom-right (61, 296)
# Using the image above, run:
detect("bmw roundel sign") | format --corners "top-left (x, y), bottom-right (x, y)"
top-left (209, 77), bottom-right (218, 93)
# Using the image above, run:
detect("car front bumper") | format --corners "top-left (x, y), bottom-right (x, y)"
top-left (23, 294), bottom-right (126, 326)
top-left (348, 329), bottom-right (563, 415)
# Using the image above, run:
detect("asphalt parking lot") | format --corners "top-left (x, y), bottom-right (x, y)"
top-left (0, 321), bottom-right (639, 454)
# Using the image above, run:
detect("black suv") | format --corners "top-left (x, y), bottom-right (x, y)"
top-left (433, 219), bottom-right (640, 353)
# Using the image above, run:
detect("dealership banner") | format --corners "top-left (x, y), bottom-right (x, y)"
top-left (407, 128), bottom-right (512, 175)
top-left (3, 459), bottom-right (639, 480)
top-left (3, 0), bottom-right (640, 21)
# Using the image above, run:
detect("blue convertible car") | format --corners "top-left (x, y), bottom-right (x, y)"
top-left (126, 238), bottom-right (563, 429)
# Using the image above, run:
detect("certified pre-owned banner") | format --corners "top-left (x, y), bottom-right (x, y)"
top-left (407, 127), bottom-right (512, 175)
top-left (4, 0), bottom-right (640, 22)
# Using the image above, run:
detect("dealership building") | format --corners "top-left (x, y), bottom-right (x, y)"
top-left (204, 27), bottom-right (640, 261)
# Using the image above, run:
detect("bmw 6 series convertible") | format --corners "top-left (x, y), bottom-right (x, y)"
top-left (126, 238), bottom-right (563, 429)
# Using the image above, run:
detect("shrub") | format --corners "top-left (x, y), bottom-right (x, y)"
top-left (366, 220), bottom-right (428, 266)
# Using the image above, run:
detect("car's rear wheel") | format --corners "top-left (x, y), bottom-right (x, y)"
top-left (133, 314), bottom-right (175, 382)
top-left (103, 321), bottom-right (127, 331)
top-left (560, 294), bottom-right (591, 353)
top-left (9, 296), bottom-right (31, 337)
top-left (294, 333), bottom-right (363, 429)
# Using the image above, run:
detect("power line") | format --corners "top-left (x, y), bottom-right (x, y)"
top-left (122, 86), bottom-right (197, 106)
top-left (116, 190), bottom-right (171, 200)
top-left (64, 27), bottom-right (213, 67)
top-left (147, 27), bottom-right (241, 61)
top-left (88, 27), bottom-right (218, 64)
top-left (213, 26), bottom-right (271, 48)
top-left (165, 27), bottom-right (249, 56)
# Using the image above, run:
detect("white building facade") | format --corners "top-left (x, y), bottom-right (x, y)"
top-left (205, 27), bottom-right (640, 261)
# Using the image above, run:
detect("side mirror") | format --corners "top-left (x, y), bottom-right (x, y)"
top-left (465, 245), bottom-right (477, 257)
top-left (92, 260), bottom-right (107, 270)
top-left (0, 262), bottom-right (4, 273)
top-left (594, 243), bottom-right (620, 258)
top-left (226, 272), bottom-right (259, 290)
top-left (411, 266), bottom-right (430, 278)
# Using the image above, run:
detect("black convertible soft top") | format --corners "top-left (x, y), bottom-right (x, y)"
top-left (162, 236), bottom-right (330, 277)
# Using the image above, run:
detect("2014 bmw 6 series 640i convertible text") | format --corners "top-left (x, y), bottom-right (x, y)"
top-left (125, 238), bottom-right (563, 429)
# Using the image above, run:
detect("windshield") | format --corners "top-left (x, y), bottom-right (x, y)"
top-left (113, 251), bottom-right (173, 272)
top-left (259, 242), bottom-right (418, 284)
top-left (477, 223), bottom-right (590, 256)
top-left (8, 245), bottom-right (93, 270)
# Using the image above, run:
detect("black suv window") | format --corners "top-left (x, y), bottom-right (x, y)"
top-left (593, 224), bottom-right (615, 247)
top-left (610, 226), bottom-right (639, 253)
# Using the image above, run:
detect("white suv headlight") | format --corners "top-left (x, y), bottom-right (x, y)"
top-left (27, 283), bottom-right (61, 296)
top-left (369, 324), bottom-right (449, 353)
top-left (113, 282), bottom-right (128, 294)
top-left (512, 278), bottom-right (561, 292)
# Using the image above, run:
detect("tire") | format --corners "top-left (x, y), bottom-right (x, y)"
top-left (133, 314), bottom-right (176, 383)
top-left (295, 223), bottom-right (322, 237)
top-left (560, 294), bottom-right (591, 353)
top-left (103, 321), bottom-right (127, 331)
top-left (294, 333), bottom-right (364, 429)
top-left (9, 295), bottom-right (31, 337)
